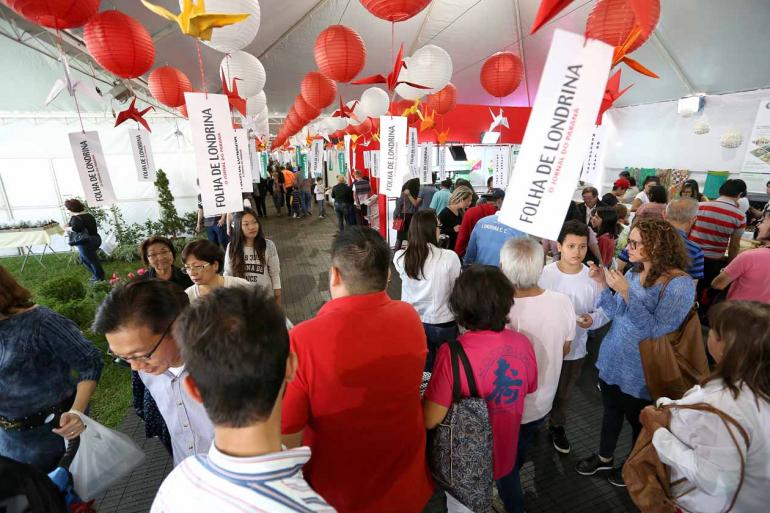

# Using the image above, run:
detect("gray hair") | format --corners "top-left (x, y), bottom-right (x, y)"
top-left (499, 237), bottom-right (543, 289)
top-left (665, 197), bottom-right (698, 224)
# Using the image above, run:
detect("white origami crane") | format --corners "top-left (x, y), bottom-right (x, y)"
top-left (164, 121), bottom-right (191, 149)
top-left (488, 108), bottom-right (509, 132)
top-left (45, 55), bottom-right (104, 106)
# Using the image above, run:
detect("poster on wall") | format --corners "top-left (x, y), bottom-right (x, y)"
top-left (234, 129), bottom-right (253, 193)
top-left (408, 127), bottom-right (418, 176)
top-left (580, 124), bottom-right (605, 186)
top-left (438, 145), bottom-right (447, 180)
top-left (128, 128), bottom-right (156, 182)
top-left (379, 116), bottom-right (408, 197)
top-left (498, 29), bottom-right (613, 240)
top-left (420, 143), bottom-right (433, 184)
top-left (69, 130), bottom-right (116, 207)
top-left (310, 140), bottom-right (324, 177)
top-left (741, 99), bottom-right (770, 189)
top-left (185, 92), bottom-right (243, 216)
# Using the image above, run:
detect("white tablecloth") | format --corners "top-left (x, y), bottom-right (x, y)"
top-left (0, 225), bottom-right (65, 249)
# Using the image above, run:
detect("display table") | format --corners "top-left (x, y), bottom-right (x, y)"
top-left (0, 224), bottom-right (66, 272)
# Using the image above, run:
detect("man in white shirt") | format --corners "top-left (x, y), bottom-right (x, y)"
top-left (539, 220), bottom-right (608, 454)
top-left (152, 286), bottom-right (334, 512)
top-left (500, 237), bottom-right (576, 513)
top-left (93, 280), bottom-right (214, 465)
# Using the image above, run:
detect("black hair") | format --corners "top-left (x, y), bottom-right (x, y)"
top-left (595, 206), bottom-right (620, 238)
top-left (619, 171), bottom-right (631, 178)
top-left (398, 210), bottom-right (439, 280)
top-left (627, 176), bottom-right (637, 187)
top-left (228, 208), bottom-right (267, 277)
top-left (64, 198), bottom-right (86, 213)
top-left (648, 185), bottom-right (668, 204)
top-left (582, 186), bottom-right (599, 198)
top-left (558, 220), bottom-right (590, 244)
top-left (441, 178), bottom-right (452, 189)
top-left (450, 265), bottom-right (514, 332)
top-left (642, 176), bottom-right (659, 187)
top-left (175, 286), bottom-right (289, 427)
top-left (331, 226), bottom-right (390, 294)
top-left (402, 177), bottom-right (420, 198)
top-left (181, 239), bottom-right (225, 273)
top-left (140, 235), bottom-right (176, 266)
top-left (92, 279), bottom-right (190, 335)
top-left (732, 179), bottom-right (748, 198)
top-left (680, 179), bottom-right (702, 201)
top-left (718, 179), bottom-right (746, 198)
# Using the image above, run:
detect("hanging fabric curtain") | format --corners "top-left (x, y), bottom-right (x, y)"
top-left (639, 168), bottom-right (657, 184)
top-left (703, 170), bottom-right (730, 200)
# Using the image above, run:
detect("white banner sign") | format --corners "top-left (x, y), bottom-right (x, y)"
top-left (128, 128), bottom-right (156, 182)
top-left (185, 92), bottom-right (243, 216)
top-left (363, 150), bottom-right (371, 169)
top-left (491, 145), bottom-right (510, 189)
top-left (310, 139), bottom-right (324, 177)
top-left (438, 146), bottom-right (447, 180)
top-left (379, 116), bottom-right (408, 197)
top-left (498, 29), bottom-right (613, 240)
top-left (69, 130), bottom-right (116, 207)
top-left (741, 98), bottom-right (770, 175)
top-left (249, 142), bottom-right (261, 184)
top-left (580, 124), bottom-right (606, 186)
top-left (234, 129), bottom-right (253, 193)
top-left (408, 127), bottom-right (419, 176)
top-left (343, 135), bottom-right (352, 177)
top-left (420, 143), bottom-right (433, 184)
top-left (371, 151), bottom-right (380, 178)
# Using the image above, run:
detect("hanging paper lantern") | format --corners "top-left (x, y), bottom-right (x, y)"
top-left (83, 11), bottom-right (155, 79)
top-left (395, 58), bottom-right (426, 101)
top-left (480, 52), bottom-right (524, 98)
top-left (200, 0), bottom-right (261, 54)
top-left (314, 25), bottom-right (366, 83)
top-left (426, 82), bottom-right (456, 115)
top-left (220, 51), bottom-right (266, 98)
top-left (359, 87), bottom-right (390, 118)
top-left (286, 109), bottom-right (304, 132)
top-left (327, 115), bottom-right (348, 131)
top-left (693, 119), bottom-right (710, 135)
top-left (6, 0), bottom-right (99, 29)
top-left (148, 66), bottom-right (192, 107)
top-left (300, 72), bottom-right (337, 110)
top-left (255, 106), bottom-right (269, 123)
top-left (294, 95), bottom-right (320, 122)
top-left (359, 0), bottom-right (431, 22)
top-left (246, 91), bottom-right (267, 117)
top-left (407, 45), bottom-right (453, 93)
top-left (586, 0), bottom-right (660, 54)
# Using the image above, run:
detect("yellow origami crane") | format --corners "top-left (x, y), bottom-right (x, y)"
top-left (141, 0), bottom-right (249, 41)
top-left (435, 128), bottom-right (450, 145)
top-left (305, 132), bottom-right (318, 147)
top-left (417, 106), bottom-right (436, 133)
top-left (402, 99), bottom-right (421, 118)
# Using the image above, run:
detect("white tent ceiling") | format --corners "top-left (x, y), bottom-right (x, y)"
top-left (1, 0), bottom-right (769, 123)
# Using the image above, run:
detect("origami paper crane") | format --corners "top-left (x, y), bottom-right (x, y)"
top-left (488, 108), bottom-right (510, 132)
top-left (435, 128), bottom-right (451, 145)
top-left (141, 0), bottom-right (249, 41)
top-left (352, 44), bottom-right (431, 91)
top-left (612, 26), bottom-right (659, 78)
top-left (45, 55), bottom-right (103, 106)
top-left (530, 0), bottom-right (574, 34)
top-left (597, 70), bottom-right (632, 125)
top-left (417, 106), bottom-right (436, 133)
top-left (332, 97), bottom-right (358, 120)
top-left (305, 132), bottom-right (320, 147)
top-left (115, 97), bottom-right (154, 132)
top-left (221, 71), bottom-right (247, 116)
top-left (402, 99), bottom-right (421, 118)
top-left (532, 0), bottom-right (657, 37)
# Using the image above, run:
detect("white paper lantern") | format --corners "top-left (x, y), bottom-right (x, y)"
top-left (346, 100), bottom-right (366, 124)
top-left (693, 119), bottom-right (710, 135)
top-left (247, 91), bottom-right (267, 117)
top-left (198, 0), bottom-right (261, 54)
top-left (407, 44), bottom-right (453, 93)
top-left (255, 106), bottom-right (269, 123)
top-left (326, 115), bottom-right (348, 131)
top-left (359, 87), bottom-right (390, 118)
top-left (220, 51), bottom-right (265, 98)
top-left (720, 129), bottom-right (743, 149)
top-left (395, 58), bottom-right (427, 101)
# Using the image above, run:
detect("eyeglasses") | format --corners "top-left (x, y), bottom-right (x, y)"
top-left (108, 319), bottom-right (175, 367)
top-left (627, 238), bottom-right (644, 250)
top-left (147, 249), bottom-right (172, 260)
top-left (181, 262), bottom-right (211, 275)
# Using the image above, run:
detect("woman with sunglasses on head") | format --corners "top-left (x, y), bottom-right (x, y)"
top-left (180, 240), bottom-right (250, 302)
top-left (0, 265), bottom-right (103, 473)
top-left (224, 208), bottom-right (282, 305)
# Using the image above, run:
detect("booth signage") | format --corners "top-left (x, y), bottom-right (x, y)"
top-left (69, 130), bottom-right (116, 207)
top-left (234, 129), bottom-right (253, 193)
top-left (580, 124), bottom-right (605, 186)
top-left (344, 135), bottom-right (352, 177)
top-left (491, 145), bottom-right (510, 188)
top-left (408, 127), bottom-right (419, 176)
top-left (380, 116), bottom-right (408, 197)
top-left (499, 29), bottom-right (613, 240)
top-left (310, 139), bottom-right (324, 177)
top-left (128, 128), bottom-right (156, 182)
top-left (438, 146), bottom-right (447, 180)
top-left (363, 150), bottom-right (371, 169)
top-left (371, 151), bottom-right (380, 178)
top-left (420, 143), bottom-right (433, 184)
top-left (249, 141), bottom-right (261, 184)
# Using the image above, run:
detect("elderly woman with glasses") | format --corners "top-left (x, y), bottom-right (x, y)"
top-left (139, 236), bottom-right (192, 289)
top-left (180, 240), bottom-right (251, 301)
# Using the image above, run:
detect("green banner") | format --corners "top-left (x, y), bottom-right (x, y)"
top-left (260, 152), bottom-right (269, 179)
top-left (338, 151), bottom-right (345, 177)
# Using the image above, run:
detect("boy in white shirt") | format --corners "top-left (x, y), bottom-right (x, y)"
top-left (539, 220), bottom-right (609, 454)
top-left (314, 177), bottom-right (327, 218)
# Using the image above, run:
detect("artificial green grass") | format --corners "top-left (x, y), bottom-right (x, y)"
top-left (2, 252), bottom-right (144, 428)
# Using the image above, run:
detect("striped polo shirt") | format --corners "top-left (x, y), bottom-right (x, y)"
top-left (689, 198), bottom-right (746, 259)
top-left (618, 229), bottom-right (705, 279)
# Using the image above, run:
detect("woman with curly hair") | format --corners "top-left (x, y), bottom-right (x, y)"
top-left (575, 219), bottom-right (695, 487)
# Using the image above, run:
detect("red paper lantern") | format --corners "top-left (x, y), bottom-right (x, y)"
top-left (300, 72), bottom-right (337, 110)
top-left (426, 82), bottom-right (457, 115)
top-left (359, 0), bottom-right (431, 22)
top-left (6, 0), bottom-right (99, 29)
top-left (314, 25), bottom-right (367, 83)
top-left (586, 0), bottom-right (659, 53)
top-left (148, 66), bottom-right (192, 108)
top-left (294, 95), bottom-right (320, 123)
top-left (480, 52), bottom-right (523, 98)
top-left (286, 109), bottom-right (304, 132)
top-left (84, 11), bottom-right (155, 79)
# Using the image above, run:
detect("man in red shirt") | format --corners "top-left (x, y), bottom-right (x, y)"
top-left (455, 188), bottom-right (505, 257)
top-left (281, 227), bottom-right (438, 513)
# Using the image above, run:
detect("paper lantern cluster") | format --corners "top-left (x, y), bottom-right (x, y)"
top-left (6, 0), bottom-right (100, 29)
top-left (480, 52), bottom-right (524, 98)
top-left (84, 11), bottom-right (155, 79)
top-left (148, 66), bottom-right (192, 108)
top-left (314, 25), bottom-right (366, 83)
top-left (359, 0), bottom-right (432, 22)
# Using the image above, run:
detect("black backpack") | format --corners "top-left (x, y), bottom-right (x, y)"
top-left (0, 455), bottom-right (67, 513)
top-left (428, 339), bottom-right (494, 513)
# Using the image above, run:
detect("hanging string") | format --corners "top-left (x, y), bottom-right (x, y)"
top-left (53, 29), bottom-right (85, 133)
top-left (195, 39), bottom-right (208, 97)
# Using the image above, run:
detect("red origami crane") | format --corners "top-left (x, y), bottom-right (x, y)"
top-left (220, 70), bottom-right (246, 116)
top-left (115, 97), bottom-right (154, 131)
top-left (352, 43), bottom-right (431, 92)
top-left (332, 97), bottom-right (358, 120)
top-left (612, 25), bottom-right (659, 78)
top-left (596, 70), bottom-right (632, 125)
top-left (531, 0), bottom-right (658, 37)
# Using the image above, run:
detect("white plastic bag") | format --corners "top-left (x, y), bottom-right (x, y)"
top-left (68, 412), bottom-right (145, 500)
top-left (99, 231), bottom-right (117, 256)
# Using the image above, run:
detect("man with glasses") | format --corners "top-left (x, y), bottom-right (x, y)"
top-left (92, 280), bottom-right (214, 465)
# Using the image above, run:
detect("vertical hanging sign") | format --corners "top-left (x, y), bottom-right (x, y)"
top-left (438, 146), bottom-right (447, 180)
top-left (408, 127), bottom-right (419, 176)
top-left (580, 124), bottom-right (605, 186)
top-left (492, 145), bottom-right (510, 188)
top-left (420, 143), bottom-right (433, 184)
top-left (260, 152), bottom-right (269, 179)
top-left (128, 128), bottom-right (156, 182)
top-left (371, 151), bottom-right (380, 178)
top-left (310, 139), bottom-right (324, 177)
top-left (185, 92), bottom-right (243, 216)
top-left (249, 141), bottom-right (261, 184)
top-left (498, 29), bottom-right (613, 240)
top-left (379, 116), bottom-right (408, 197)
top-left (363, 150), bottom-right (371, 169)
top-left (234, 129), bottom-right (253, 193)
top-left (343, 135), bottom-right (352, 177)
top-left (69, 130), bottom-right (116, 207)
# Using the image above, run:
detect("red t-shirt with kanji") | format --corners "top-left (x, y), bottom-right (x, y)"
top-left (425, 329), bottom-right (538, 479)
top-left (281, 291), bottom-right (434, 513)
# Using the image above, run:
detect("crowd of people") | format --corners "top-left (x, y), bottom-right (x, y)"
top-left (1, 167), bottom-right (770, 513)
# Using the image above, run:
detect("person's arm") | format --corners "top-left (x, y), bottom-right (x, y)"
top-left (630, 197), bottom-right (642, 212)
top-left (429, 193), bottom-right (440, 210)
top-left (423, 400), bottom-right (449, 430)
top-left (727, 230), bottom-right (743, 261)
top-left (423, 345), bottom-right (453, 429)
top-left (405, 189), bottom-right (420, 208)
top-left (563, 341), bottom-right (572, 357)
top-left (225, 213), bottom-right (233, 237)
top-left (713, 252), bottom-right (746, 290)
top-left (267, 241), bottom-right (282, 304)
top-left (281, 336), bottom-right (309, 448)
top-left (711, 270), bottom-right (734, 291)
top-left (454, 215), bottom-right (473, 257)
top-left (223, 244), bottom-right (233, 276)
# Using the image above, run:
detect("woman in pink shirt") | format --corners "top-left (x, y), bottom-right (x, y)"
top-left (424, 265), bottom-right (538, 512)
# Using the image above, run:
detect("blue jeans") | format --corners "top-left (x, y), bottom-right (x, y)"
top-left (334, 203), bottom-right (353, 231)
top-left (496, 416), bottom-right (547, 513)
top-left (301, 191), bottom-right (313, 214)
top-left (77, 235), bottom-right (104, 281)
top-left (422, 322), bottom-right (458, 372)
top-left (317, 199), bottom-right (326, 217)
top-left (206, 224), bottom-right (229, 248)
